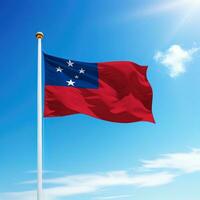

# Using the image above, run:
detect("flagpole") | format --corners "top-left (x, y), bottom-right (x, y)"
top-left (36, 32), bottom-right (44, 200)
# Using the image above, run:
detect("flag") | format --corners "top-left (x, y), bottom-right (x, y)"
top-left (44, 53), bottom-right (155, 123)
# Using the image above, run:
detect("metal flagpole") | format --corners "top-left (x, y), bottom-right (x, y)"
top-left (36, 32), bottom-right (44, 200)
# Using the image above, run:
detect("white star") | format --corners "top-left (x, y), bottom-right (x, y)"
top-left (75, 75), bottom-right (79, 79)
top-left (56, 66), bottom-right (63, 72)
top-left (66, 79), bottom-right (75, 86)
top-left (66, 60), bottom-right (74, 67)
top-left (79, 68), bottom-right (85, 74)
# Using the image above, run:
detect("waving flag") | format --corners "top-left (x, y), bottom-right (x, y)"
top-left (44, 53), bottom-right (154, 123)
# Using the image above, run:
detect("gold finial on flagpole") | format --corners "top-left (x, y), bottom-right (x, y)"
top-left (36, 32), bottom-right (44, 39)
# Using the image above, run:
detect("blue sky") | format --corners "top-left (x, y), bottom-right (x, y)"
top-left (0, 0), bottom-right (200, 199)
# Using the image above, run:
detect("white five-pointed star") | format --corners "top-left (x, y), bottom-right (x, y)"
top-left (56, 66), bottom-right (63, 72)
top-left (66, 79), bottom-right (75, 86)
top-left (75, 75), bottom-right (79, 79)
top-left (79, 68), bottom-right (85, 74)
top-left (66, 60), bottom-right (74, 67)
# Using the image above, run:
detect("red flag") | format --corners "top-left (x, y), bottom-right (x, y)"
top-left (44, 54), bottom-right (154, 123)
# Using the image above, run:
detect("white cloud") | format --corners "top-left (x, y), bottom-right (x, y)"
top-left (2, 149), bottom-right (200, 200)
top-left (21, 170), bottom-right (174, 187)
top-left (0, 171), bottom-right (175, 200)
top-left (154, 44), bottom-right (199, 77)
top-left (142, 149), bottom-right (200, 173)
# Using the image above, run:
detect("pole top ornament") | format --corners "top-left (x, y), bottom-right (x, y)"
top-left (36, 32), bottom-right (44, 39)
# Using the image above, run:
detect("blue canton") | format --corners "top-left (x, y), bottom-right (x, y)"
top-left (44, 53), bottom-right (99, 88)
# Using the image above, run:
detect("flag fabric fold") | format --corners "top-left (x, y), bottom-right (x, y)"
top-left (44, 53), bottom-right (155, 123)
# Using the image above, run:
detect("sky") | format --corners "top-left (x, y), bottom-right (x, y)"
top-left (0, 0), bottom-right (200, 199)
